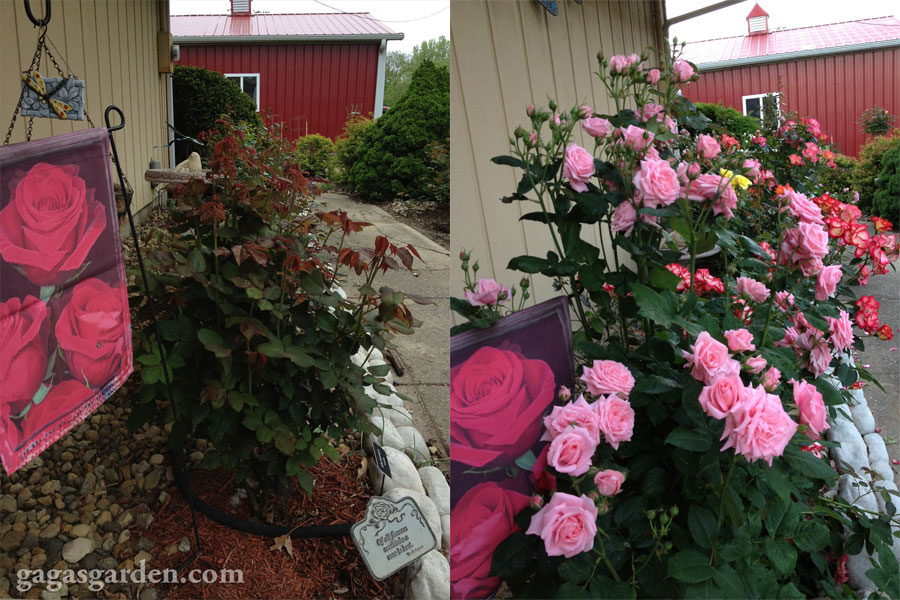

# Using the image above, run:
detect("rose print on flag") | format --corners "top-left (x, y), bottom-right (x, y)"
top-left (0, 129), bottom-right (132, 475)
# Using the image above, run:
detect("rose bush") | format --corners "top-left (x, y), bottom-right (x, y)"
top-left (475, 42), bottom-right (900, 598)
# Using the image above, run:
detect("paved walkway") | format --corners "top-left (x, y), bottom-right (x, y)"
top-left (319, 193), bottom-right (451, 463)
top-left (853, 266), bottom-right (900, 470)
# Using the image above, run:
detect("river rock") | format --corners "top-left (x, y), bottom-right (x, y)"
top-left (0, 496), bottom-right (15, 513)
top-left (441, 515), bottom-right (450, 551)
top-left (397, 427), bottom-right (431, 465)
top-left (39, 523), bottom-right (60, 539)
top-left (70, 524), bottom-right (92, 538)
top-left (408, 549), bottom-right (450, 600)
top-left (364, 414), bottom-right (405, 456)
top-left (838, 474), bottom-right (880, 513)
top-left (368, 446), bottom-right (424, 495)
top-left (850, 401), bottom-right (876, 436)
top-left (61, 538), bottom-right (94, 564)
top-left (1, 530), bottom-right (25, 552)
top-left (382, 488), bottom-right (441, 545)
top-left (418, 467), bottom-right (450, 516)
top-left (828, 416), bottom-right (869, 474)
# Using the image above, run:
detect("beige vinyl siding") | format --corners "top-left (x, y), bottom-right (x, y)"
top-left (450, 0), bottom-right (662, 316)
top-left (0, 0), bottom-right (170, 215)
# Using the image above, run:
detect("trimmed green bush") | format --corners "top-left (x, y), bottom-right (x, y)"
top-left (853, 132), bottom-right (900, 213)
top-left (172, 65), bottom-right (262, 161)
top-left (346, 60), bottom-right (450, 202)
top-left (873, 142), bottom-right (900, 222)
top-left (294, 134), bottom-right (336, 180)
top-left (334, 115), bottom-right (374, 185)
top-left (695, 102), bottom-right (761, 139)
top-left (818, 154), bottom-right (859, 196)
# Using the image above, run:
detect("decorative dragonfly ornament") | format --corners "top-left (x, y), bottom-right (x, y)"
top-left (21, 70), bottom-right (73, 119)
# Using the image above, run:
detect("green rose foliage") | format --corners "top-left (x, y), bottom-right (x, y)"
top-left (130, 117), bottom-right (420, 495)
top-left (345, 60), bottom-right (450, 202)
top-left (485, 42), bottom-right (900, 599)
top-left (818, 154), bottom-right (860, 196)
top-left (172, 65), bottom-right (262, 161)
top-left (872, 142), bottom-right (900, 223)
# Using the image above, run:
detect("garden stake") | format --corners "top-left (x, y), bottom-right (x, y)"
top-left (105, 105), bottom-right (202, 572)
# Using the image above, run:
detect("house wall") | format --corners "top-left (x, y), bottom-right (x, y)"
top-left (0, 0), bottom-right (171, 216)
top-left (683, 47), bottom-right (900, 158)
top-left (450, 0), bottom-right (663, 311)
top-left (176, 42), bottom-right (380, 140)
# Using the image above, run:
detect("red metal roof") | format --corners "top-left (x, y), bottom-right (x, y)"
top-left (683, 16), bottom-right (900, 65)
top-left (746, 3), bottom-right (769, 19)
top-left (171, 12), bottom-right (401, 40)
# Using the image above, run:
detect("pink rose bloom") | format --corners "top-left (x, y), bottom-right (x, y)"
top-left (582, 117), bottom-right (612, 138)
top-left (807, 338), bottom-right (833, 377)
top-left (547, 428), bottom-right (597, 476)
top-left (826, 310), bottom-right (854, 351)
top-left (558, 385), bottom-right (572, 401)
top-left (815, 265), bottom-right (842, 301)
top-left (646, 68), bottom-right (661, 84)
top-left (783, 190), bottom-right (825, 225)
top-left (744, 355), bottom-right (767, 374)
top-left (720, 384), bottom-right (798, 466)
top-left (683, 331), bottom-right (741, 385)
top-left (696, 134), bottom-right (721, 159)
top-left (578, 105), bottom-right (592, 119)
top-left (594, 469), bottom-right (625, 496)
top-left (791, 379), bottom-right (830, 439)
top-left (611, 201), bottom-right (637, 237)
top-left (465, 278), bottom-right (511, 307)
top-left (626, 53), bottom-right (640, 66)
top-left (802, 142), bottom-right (820, 162)
top-left (774, 291), bottom-right (795, 312)
top-left (797, 222), bottom-right (829, 260)
top-left (736, 277), bottom-right (770, 303)
top-left (542, 394), bottom-right (602, 443)
top-left (526, 492), bottom-right (598, 558)
top-left (698, 374), bottom-right (745, 420)
top-left (686, 174), bottom-right (736, 217)
top-left (763, 366), bottom-right (781, 392)
top-left (712, 183), bottom-right (738, 219)
top-left (563, 143), bottom-right (595, 193)
top-left (617, 125), bottom-right (654, 152)
top-left (641, 103), bottom-right (665, 123)
top-left (632, 158), bottom-right (681, 208)
top-left (593, 395), bottom-right (635, 450)
top-left (609, 54), bottom-right (630, 73)
top-left (742, 158), bottom-right (761, 178)
top-left (672, 59), bottom-right (695, 82)
top-left (724, 328), bottom-right (756, 352)
top-left (580, 360), bottom-right (635, 398)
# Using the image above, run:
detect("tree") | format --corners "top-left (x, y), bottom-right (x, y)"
top-left (383, 36), bottom-right (449, 108)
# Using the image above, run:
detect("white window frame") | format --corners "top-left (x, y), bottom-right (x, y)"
top-left (741, 92), bottom-right (780, 121)
top-left (225, 73), bottom-right (260, 109)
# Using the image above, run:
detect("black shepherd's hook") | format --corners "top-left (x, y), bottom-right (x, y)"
top-left (23, 0), bottom-right (51, 28)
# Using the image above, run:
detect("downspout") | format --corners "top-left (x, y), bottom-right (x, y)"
top-left (161, 0), bottom-right (175, 167)
top-left (374, 39), bottom-right (387, 118)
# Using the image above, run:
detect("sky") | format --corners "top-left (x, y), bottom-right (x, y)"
top-left (170, 0), bottom-right (449, 54)
top-left (667, 0), bottom-right (897, 42)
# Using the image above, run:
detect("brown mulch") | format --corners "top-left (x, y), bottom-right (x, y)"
top-left (144, 454), bottom-right (399, 600)
top-left (385, 202), bottom-right (449, 250)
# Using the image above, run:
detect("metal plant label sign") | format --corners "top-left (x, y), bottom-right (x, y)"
top-left (351, 496), bottom-right (437, 580)
top-left (372, 442), bottom-right (392, 478)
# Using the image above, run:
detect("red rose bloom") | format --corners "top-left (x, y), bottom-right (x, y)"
top-left (0, 162), bottom-right (106, 286)
top-left (450, 482), bottom-right (530, 600)
top-left (16, 380), bottom-right (93, 441)
top-left (450, 346), bottom-right (555, 467)
top-left (55, 278), bottom-right (129, 388)
top-left (0, 295), bottom-right (50, 416)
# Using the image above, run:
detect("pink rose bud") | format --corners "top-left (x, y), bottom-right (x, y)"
top-left (763, 366), bottom-right (781, 392)
top-left (646, 69), bottom-right (661, 85)
top-left (743, 356), bottom-right (767, 374)
top-left (530, 494), bottom-right (545, 510)
top-left (526, 103), bottom-right (535, 116)
top-left (594, 469), bottom-right (625, 496)
top-left (527, 133), bottom-right (537, 148)
top-left (579, 105), bottom-right (592, 119)
top-left (687, 162), bottom-right (701, 178)
top-left (587, 491), bottom-right (600, 502)
top-left (558, 385), bottom-right (571, 402)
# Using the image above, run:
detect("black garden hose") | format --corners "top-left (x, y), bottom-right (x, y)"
top-left (172, 452), bottom-right (353, 538)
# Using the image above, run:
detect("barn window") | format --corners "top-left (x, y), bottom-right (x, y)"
top-left (225, 73), bottom-right (260, 109)
top-left (742, 93), bottom-right (780, 122)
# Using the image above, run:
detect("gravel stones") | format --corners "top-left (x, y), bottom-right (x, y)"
top-left (61, 538), bottom-right (94, 564)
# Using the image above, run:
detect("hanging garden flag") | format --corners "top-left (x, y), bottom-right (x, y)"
top-left (0, 128), bottom-right (132, 474)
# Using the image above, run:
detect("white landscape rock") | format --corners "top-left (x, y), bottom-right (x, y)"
top-left (441, 514), bottom-right (451, 551)
top-left (365, 413), bottom-right (405, 455)
top-left (828, 416), bottom-right (869, 474)
top-left (418, 466), bottom-right (450, 516)
top-left (382, 488), bottom-right (442, 547)
top-left (838, 474), bottom-right (880, 513)
top-left (397, 426), bottom-right (431, 465)
top-left (368, 446), bottom-right (425, 495)
top-left (850, 401), bottom-right (876, 435)
top-left (409, 549), bottom-right (450, 600)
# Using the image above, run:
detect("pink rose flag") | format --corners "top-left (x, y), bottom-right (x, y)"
top-left (0, 129), bottom-right (133, 474)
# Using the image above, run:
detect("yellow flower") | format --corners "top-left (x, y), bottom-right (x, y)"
top-left (719, 168), bottom-right (734, 178)
top-left (731, 174), bottom-right (751, 190)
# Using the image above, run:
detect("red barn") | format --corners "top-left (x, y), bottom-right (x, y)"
top-left (171, 1), bottom-right (403, 140)
top-left (681, 4), bottom-right (900, 157)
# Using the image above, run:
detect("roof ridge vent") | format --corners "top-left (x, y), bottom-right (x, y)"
top-left (746, 3), bottom-right (770, 36)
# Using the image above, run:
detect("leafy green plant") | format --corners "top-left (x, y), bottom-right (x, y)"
top-left (334, 114), bottom-right (374, 186)
top-left (818, 154), bottom-right (859, 196)
top-left (172, 65), bottom-right (262, 162)
top-left (859, 106), bottom-right (897, 137)
top-left (853, 132), bottom-right (900, 213)
top-left (345, 60), bottom-right (450, 203)
top-left (130, 117), bottom-right (422, 495)
top-left (294, 133), bottom-right (336, 180)
top-left (873, 142), bottom-right (900, 222)
top-left (694, 102), bottom-right (761, 139)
